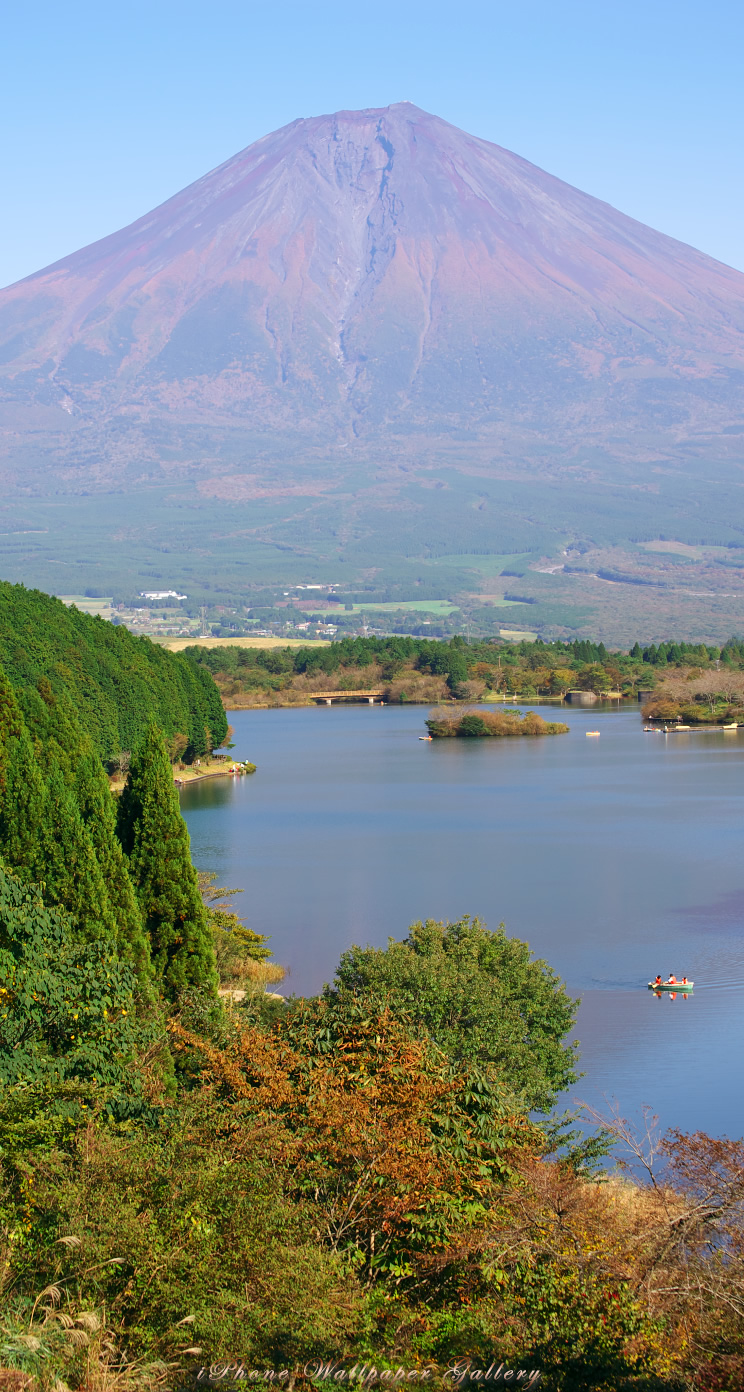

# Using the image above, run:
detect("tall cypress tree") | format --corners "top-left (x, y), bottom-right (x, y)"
top-left (0, 665), bottom-right (23, 750)
top-left (0, 666), bottom-right (47, 882)
top-left (20, 676), bottom-right (86, 780)
top-left (116, 725), bottom-right (217, 999)
top-left (73, 751), bottom-right (153, 986)
top-left (43, 767), bottom-right (120, 944)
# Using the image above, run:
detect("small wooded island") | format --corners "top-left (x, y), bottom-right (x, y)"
top-left (426, 708), bottom-right (570, 738)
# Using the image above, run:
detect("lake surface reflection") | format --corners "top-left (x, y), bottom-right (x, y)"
top-left (181, 703), bottom-right (744, 1138)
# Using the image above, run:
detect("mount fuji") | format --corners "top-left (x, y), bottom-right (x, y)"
top-left (1, 104), bottom-right (744, 633)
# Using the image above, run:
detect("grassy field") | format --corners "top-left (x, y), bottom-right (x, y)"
top-left (58, 595), bottom-right (115, 616)
top-left (471, 597), bottom-right (533, 608)
top-left (638, 541), bottom-right (705, 559)
top-left (338, 600), bottom-right (460, 615)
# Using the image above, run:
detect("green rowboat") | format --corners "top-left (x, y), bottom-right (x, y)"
top-left (648, 981), bottom-right (693, 992)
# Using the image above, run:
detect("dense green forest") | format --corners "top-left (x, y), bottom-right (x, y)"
top-left (0, 582), bottom-right (227, 760)
top-left (2, 599), bottom-right (744, 1389)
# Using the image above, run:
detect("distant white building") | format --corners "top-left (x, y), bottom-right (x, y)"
top-left (139, 590), bottom-right (187, 601)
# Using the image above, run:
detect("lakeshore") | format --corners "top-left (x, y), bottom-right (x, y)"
top-left (173, 757), bottom-right (255, 787)
top-left (109, 754), bottom-right (255, 793)
top-left (219, 691), bottom-right (631, 711)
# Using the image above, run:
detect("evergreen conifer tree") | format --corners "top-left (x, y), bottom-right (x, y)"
top-left (0, 666), bottom-right (23, 749)
top-left (43, 767), bottom-right (120, 944)
top-left (74, 751), bottom-right (153, 985)
top-left (117, 725), bottom-right (218, 998)
top-left (0, 667), bottom-right (48, 881)
top-left (20, 677), bottom-right (86, 778)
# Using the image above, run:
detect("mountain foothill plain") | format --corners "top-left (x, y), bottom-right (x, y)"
top-left (1, 103), bottom-right (744, 641)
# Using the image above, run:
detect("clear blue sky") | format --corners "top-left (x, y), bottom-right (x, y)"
top-left (3, 0), bottom-right (743, 288)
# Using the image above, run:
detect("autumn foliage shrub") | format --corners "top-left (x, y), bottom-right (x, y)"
top-left (168, 1001), bottom-right (539, 1289)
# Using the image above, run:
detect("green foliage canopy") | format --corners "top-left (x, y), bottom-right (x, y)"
top-left (329, 916), bottom-right (579, 1113)
top-left (0, 864), bottom-right (149, 1096)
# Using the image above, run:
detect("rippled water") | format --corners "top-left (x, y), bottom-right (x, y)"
top-left (181, 703), bottom-right (744, 1138)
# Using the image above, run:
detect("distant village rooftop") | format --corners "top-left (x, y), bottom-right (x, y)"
top-left (140, 590), bottom-right (187, 601)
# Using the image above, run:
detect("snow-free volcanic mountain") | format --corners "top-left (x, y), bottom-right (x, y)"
top-left (1, 104), bottom-right (744, 631)
top-left (4, 102), bottom-right (744, 453)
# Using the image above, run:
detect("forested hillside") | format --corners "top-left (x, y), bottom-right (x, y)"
top-left (0, 582), bottom-right (227, 760)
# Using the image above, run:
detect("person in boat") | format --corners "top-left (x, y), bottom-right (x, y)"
top-left (681, 976), bottom-right (688, 986)
top-left (667, 973), bottom-right (677, 984)
top-left (654, 975), bottom-right (662, 987)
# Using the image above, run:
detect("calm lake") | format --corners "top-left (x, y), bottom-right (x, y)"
top-left (181, 703), bottom-right (744, 1140)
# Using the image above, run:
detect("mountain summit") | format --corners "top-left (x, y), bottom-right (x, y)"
top-left (2, 101), bottom-right (744, 467)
